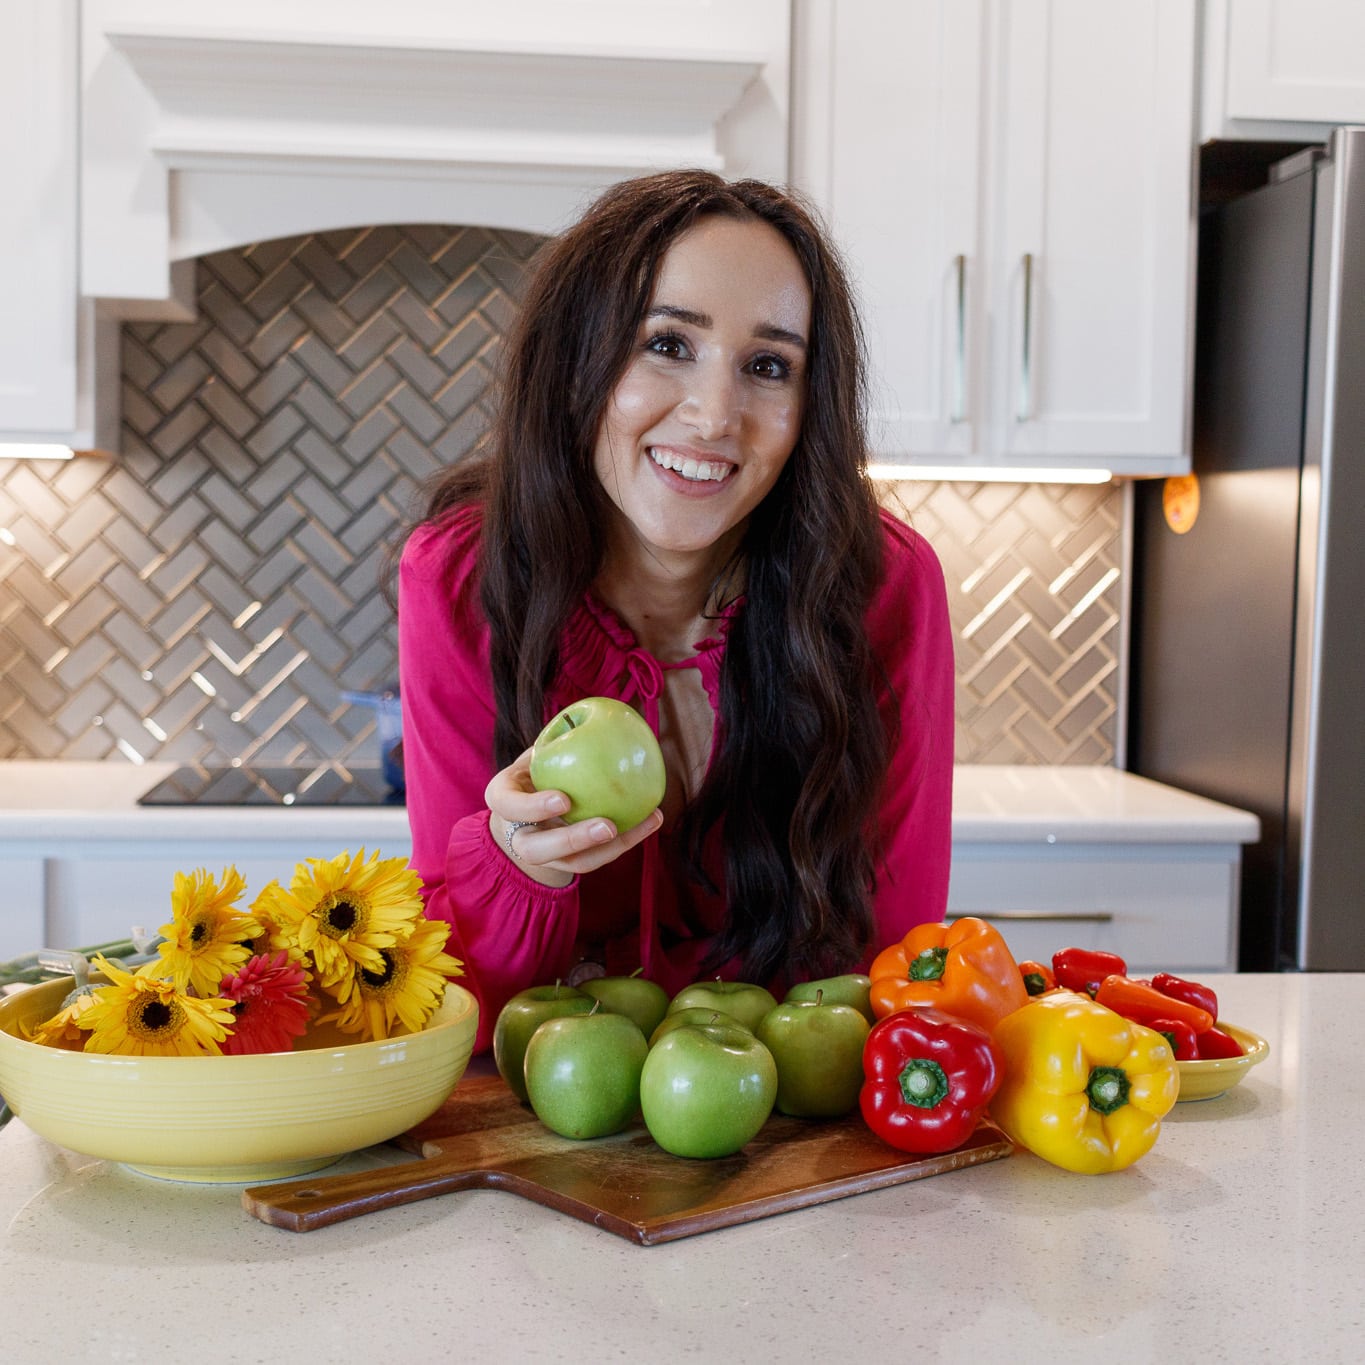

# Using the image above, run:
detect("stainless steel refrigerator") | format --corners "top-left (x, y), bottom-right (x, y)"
top-left (1129, 127), bottom-right (1365, 972)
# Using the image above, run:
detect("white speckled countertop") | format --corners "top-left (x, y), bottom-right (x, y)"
top-left (0, 972), bottom-right (1355, 1362)
top-left (0, 762), bottom-right (1259, 845)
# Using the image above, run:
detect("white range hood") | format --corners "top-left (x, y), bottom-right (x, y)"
top-left (80, 0), bottom-right (792, 308)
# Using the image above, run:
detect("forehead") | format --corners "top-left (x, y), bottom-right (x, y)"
top-left (649, 216), bottom-right (812, 333)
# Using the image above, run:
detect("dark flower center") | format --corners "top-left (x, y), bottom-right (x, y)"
top-left (328, 900), bottom-right (359, 933)
top-left (139, 1000), bottom-right (173, 1031)
top-left (190, 921), bottom-right (208, 945)
top-left (360, 951), bottom-right (396, 990)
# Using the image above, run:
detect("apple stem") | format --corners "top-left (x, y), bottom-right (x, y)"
top-left (815, 989), bottom-right (824, 1007)
top-left (587, 999), bottom-right (601, 1016)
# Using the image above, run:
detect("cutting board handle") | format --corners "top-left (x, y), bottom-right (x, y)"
top-left (243, 1154), bottom-right (492, 1231)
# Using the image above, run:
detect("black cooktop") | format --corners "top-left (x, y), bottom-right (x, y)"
top-left (137, 764), bottom-right (405, 807)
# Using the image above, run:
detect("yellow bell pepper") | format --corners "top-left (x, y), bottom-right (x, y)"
top-left (990, 990), bottom-right (1179, 1174)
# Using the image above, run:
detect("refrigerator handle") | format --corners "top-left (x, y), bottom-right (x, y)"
top-left (1017, 251), bottom-right (1036, 422)
top-left (950, 253), bottom-right (969, 423)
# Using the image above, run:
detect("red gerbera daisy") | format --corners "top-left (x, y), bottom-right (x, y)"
top-left (218, 951), bottom-right (312, 1055)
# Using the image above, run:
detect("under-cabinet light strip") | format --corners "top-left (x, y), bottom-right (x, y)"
top-left (868, 463), bottom-right (1113, 484)
top-left (0, 444), bottom-right (76, 460)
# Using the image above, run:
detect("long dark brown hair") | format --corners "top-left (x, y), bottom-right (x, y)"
top-left (416, 169), bottom-right (889, 981)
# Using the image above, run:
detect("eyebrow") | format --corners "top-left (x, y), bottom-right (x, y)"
top-left (647, 303), bottom-right (808, 350)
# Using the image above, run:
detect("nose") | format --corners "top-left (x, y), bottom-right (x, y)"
top-left (679, 363), bottom-right (739, 440)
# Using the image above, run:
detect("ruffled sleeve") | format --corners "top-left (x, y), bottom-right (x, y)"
top-left (864, 510), bottom-right (956, 948)
top-left (398, 507), bottom-right (580, 1053)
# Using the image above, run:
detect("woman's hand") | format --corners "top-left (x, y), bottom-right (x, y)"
top-left (485, 747), bottom-right (665, 888)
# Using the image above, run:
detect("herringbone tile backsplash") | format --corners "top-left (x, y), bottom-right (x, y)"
top-left (0, 225), bottom-right (1122, 769)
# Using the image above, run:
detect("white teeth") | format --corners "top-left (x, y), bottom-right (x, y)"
top-left (648, 448), bottom-right (732, 483)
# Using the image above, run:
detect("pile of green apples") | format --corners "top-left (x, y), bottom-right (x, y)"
top-left (493, 971), bottom-right (875, 1159)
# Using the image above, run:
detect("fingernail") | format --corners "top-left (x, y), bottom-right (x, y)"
top-left (546, 795), bottom-right (569, 815)
top-left (589, 821), bottom-right (613, 842)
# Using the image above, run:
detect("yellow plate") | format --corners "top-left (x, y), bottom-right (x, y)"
top-left (0, 975), bottom-right (478, 1181)
top-left (1176, 1021), bottom-right (1269, 1101)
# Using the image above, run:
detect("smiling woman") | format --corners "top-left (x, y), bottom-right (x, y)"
top-left (396, 169), bottom-right (955, 1053)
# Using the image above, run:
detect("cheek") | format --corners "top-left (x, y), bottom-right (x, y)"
top-left (756, 393), bottom-right (804, 457)
top-left (607, 366), bottom-right (671, 430)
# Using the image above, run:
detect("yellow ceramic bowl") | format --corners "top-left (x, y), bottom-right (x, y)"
top-left (1176, 1022), bottom-right (1269, 1101)
top-left (0, 976), bottom-right (477, 1182)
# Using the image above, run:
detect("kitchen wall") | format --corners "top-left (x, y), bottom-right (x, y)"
top-left (0, 225), bottom-right (1122, 768)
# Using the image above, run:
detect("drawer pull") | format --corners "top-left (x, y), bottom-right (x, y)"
top-left (947, 911), bottom-right (1115, 924)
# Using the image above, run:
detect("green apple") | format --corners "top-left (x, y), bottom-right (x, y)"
top-left (523, 1009), bottom-right (649, 1140)
top-left (667, 980), bottom-right (778, 1033)
top-left (784, 973), bottom-right (876, 1025)
top-left (755, 997), bottom-right (871, 1118)
top-left (579, 969), bottom-right (670, 1039)
top-left (639, 1020), bottom-right (778, 1159)
top-left (648, 1005), bottom-right (749, 1047)
top-left (492, 983), bottom-right (596, 1103)
top-left (529, 696), bottom-right (666, 831)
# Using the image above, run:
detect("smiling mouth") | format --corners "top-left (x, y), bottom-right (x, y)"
top-left (648, 447), bottom-right (735, 484)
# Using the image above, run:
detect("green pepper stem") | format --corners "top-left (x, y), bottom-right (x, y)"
top-left (1086, 1065), bottom-right (1131, 1115)
top-left (898, 1057), bottom-right (950, 1109)
top-left (908, 947), bottom-right (949, 982)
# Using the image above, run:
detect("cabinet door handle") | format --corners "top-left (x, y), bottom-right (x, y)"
top-left (1017, 251), bottom-right (1036, 422)
top-left (947, 911), bottom-right (1115, 924)
top-left (951, 253), bottom-right (968, 423)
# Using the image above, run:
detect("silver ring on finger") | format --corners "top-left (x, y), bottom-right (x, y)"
top-left (504, 819), bottom-right (538, 861)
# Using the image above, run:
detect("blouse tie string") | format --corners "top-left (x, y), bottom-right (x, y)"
top-left (621, 647), bottom-right (699, 986)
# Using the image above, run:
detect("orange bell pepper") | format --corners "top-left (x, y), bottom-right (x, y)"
top-left (869, 917), bottom-right (1029, 1033)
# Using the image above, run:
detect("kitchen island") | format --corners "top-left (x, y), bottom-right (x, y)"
top-left (0, 762), bottom-right (1257, 969)
top-left (0, 972), bottom-right (1358, 1363)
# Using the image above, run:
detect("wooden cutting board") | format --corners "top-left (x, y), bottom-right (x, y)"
top-left (242, 1075), bottom-right (1012, 1244)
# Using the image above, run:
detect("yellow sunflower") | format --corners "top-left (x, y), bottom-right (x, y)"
top-left (262, 849), bottom-right (426, 992)
top-left (318, 916), bottom-right (463, 1040)
top-left (240, 886), bottom-right (310, 974)
top-left (156, 865), bottom-right (261, 995)
top-left (24, 988), bottom-right (98, 1051)
top-left (80, 956), bottom-right (235, 1057)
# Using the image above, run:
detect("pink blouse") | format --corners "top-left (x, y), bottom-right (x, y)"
top-left (399, 504), bottom-right (955, 1052)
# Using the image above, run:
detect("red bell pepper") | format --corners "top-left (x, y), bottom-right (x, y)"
top-left (860, 1007), bottom-right (1003, 1154)
top-left (1052, 947), bottom-right (1127, 997)
top-left (1149, 1017), bottom-right (1200, 1061)
top-left (1195, 1024), bottom-right (1246, 1059)
top-left (1094, 974), bottom-right (1215, 1035)
top-left (1018, 960), bottom-right (1056, 996)
top-left (1152, 972), bottom-right (1219, 1023)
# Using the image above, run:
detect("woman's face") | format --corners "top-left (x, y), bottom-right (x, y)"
top-left (592, 215), bottom-right (812, 572)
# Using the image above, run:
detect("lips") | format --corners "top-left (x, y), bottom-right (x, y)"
top-left (647, 446), bottom-right (735, 485)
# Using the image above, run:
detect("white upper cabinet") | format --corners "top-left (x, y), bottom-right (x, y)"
top-left (1204, 0), bottom-right (1365, 138)
top-left (792, 0), bottom-right (1197, 477)
top-left (0, 1), bottom-right (97, 447)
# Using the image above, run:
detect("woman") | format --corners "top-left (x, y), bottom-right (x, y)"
top-left (398, 170), bottom-right (954, 1052)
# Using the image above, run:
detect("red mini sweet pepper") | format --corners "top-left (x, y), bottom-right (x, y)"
top-left (860, 1007), bottom-right (1003, 1154)
top-left (1152, 972), bottom-right (1219, 1023)
top-left (1052, 947), bottom-right (1127, 997)
top-left (1195, 1024), bottom-right (1246, 1059)
top-left (1149, 1017), bottom-right (1201, 1061)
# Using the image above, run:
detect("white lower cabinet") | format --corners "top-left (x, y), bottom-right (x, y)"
top-left (0, 858), bottom-right (45, 961)
top-left (948, 845), bottom-right (1240, 973)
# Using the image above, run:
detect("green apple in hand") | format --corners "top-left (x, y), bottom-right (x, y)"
top-left (756, 995), bottom-right (871, 1118)
top-left (784, 973), bottom-right (875, 1025)
top-left (579, 969), bottom-right (670, 1039)
top-left (667, 980), bottom-right (778, 1033)
top-left (523, 1008), bottom-right (649, 1140)
top-left (640, 1020), bottom-right (778, 1159)
top-left (649, 1005), bottom-right (749, 1047)
top-left (529, 696), bottom-right (666, 831)
top-left (493, 983), bottom-right (596, 1103)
